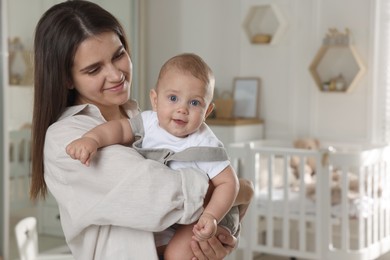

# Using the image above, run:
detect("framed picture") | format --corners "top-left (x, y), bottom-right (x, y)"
top-left (233, 77), bottom-right (260, 118)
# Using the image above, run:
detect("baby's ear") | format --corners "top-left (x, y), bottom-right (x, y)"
top-left (205, 103), bottom-right (215, 118)
top-left (149, 89), bottom-right (158, 111)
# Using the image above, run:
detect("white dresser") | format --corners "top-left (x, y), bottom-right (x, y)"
top-left (38, 191), bottom-right (64, 237)
top-left (206, 118), bottom-right (264, 146)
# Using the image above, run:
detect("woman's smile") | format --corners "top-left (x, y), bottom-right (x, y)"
top-left (104, 80), bottom-right (127, 92)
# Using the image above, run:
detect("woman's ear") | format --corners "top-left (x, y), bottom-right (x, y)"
top-left (67, 80), bottom-right (74, 89)
top-left (150, 89), bottom-right (158, 111)
top-left (205, 102), bottom-right (215, 119)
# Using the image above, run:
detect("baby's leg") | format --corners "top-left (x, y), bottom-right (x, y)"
top-left (164, 224), bottom-right (195, 260)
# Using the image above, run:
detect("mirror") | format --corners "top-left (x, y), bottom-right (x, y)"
top-left (3, 1), bottom-right (139, 258)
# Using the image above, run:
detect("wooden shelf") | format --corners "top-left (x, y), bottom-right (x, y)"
top-left (206, 118), bottom-right (263, 126)
top-left (309, 29), bottom-right (366, 93)
top-left (243, 4), bottom-right (287, 45)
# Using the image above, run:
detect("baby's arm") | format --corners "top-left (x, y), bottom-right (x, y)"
top-left (192, 165), bottom-right (239, 241)
top-left (66, 118), bottom-right (134, 165)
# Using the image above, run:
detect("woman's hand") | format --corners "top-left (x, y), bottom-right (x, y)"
top-left (190, 226), bottom-right (236, 260)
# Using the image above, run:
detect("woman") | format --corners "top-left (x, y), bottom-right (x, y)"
top-left (30, 1), bottom-right (252, 259)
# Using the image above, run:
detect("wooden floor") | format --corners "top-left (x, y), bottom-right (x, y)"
top-left (8, 207), bottom-right (390, 260)
top-left (231, 250), bottom-right (390, 260)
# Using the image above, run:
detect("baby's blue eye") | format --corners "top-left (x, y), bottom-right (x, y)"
top-left (190, 100), bottom-right (200, 106)
top-left (169, 95), bottom-right (178, 102)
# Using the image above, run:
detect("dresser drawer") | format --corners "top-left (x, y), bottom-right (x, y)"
top-left (38, 203), bottom-right (64, 237)
top-left (207, 119), bottom-right (264, 146)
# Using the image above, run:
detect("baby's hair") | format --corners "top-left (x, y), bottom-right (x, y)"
top-left (157, 53), bottom-right (215, 90)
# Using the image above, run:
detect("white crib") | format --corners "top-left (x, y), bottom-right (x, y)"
top-left (227, 140), bottom-right (390, 260)
top-left (9, 129), bottom-right (33, 212)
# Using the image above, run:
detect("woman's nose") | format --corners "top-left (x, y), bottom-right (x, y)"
top-left (107, 65), bottom-right (124, 82)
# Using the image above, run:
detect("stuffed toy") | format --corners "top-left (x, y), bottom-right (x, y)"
top-left (290, 137), bottom-right (320, 178)
top-left (260, 137), bottom-right (381, 206)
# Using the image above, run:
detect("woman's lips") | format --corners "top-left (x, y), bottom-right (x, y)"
top-left (104, 82), bottom-right (126, 92)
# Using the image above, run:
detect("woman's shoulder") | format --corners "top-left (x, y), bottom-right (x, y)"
top-left (47, 105), bottom-right (103, 144)
top-left (123, 99), bottom-right (140, 117)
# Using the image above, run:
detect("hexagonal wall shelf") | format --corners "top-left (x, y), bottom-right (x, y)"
top-left (309, 29), bottom-right (366, 92)
top-left (243, 4), bottom-right (287, 45)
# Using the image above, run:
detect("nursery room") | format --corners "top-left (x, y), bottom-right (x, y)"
top-left (1, 0), bottom-right (390, 260)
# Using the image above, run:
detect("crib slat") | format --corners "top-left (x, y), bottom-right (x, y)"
top-left (367, 166), bottom-right (373, 247)
top-left (340, 166), bottom-right (350, 251)
top-left (266, 154), bottom-right (274, 248)
top-left (282, 155), bottom-right (290, 250)
top-left (358, 166), bottom-right (365, 249)
top-left (298, 156), bottom-right (306, 252)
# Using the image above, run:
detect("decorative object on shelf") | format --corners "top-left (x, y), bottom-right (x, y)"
top-left (233, 77), bottom-right (260, 118)
top-left (213, 90), bottom-right (234, 119)
top-left (309, 28), bottom-right (366, 93)
top-left (8, 37), bottom-right (33, 86)
top-left (334, 74), bottom-right (347, 91)
top-left (251, 34), bottom-right (272, 44)
top-left (243, 4), bottom-right (287, 45)
top-left (323, 28), bottom-right (350, 46)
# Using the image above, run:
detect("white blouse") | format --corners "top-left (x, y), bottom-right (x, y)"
top-left (43, 101), bottom-right (209, 260)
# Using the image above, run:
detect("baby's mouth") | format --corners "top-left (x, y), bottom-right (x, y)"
top-left (173, 119), bottom-right (187, 125)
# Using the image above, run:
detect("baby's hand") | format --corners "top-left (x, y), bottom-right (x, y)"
top-left (192, 212), bottom-right (217, 242)
top-left (66, 137), bottom-right (99, 166)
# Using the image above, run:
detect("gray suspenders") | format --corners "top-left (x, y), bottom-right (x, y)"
top-left (130, 114), bottom-right (229, 165)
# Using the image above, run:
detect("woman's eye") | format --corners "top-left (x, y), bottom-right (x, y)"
top-left (87, 67), bottom-right (100, 75)
top-left (190, 100), bottom-right (200, 106)
top-left (169, 95), bottom-right (178, 102)
top-left (114, 51), bottom-right (125, 60)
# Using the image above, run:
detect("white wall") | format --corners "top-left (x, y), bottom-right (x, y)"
top-left (309, 0), bottom-right (374, 143)
top-left (145, 0), bottom-right (241, 105)
top-left (145, 0), bottom-right (376, 143)
top-left (6, 0), bottom-right (378, 142)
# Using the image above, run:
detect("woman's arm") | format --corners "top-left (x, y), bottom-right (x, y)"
top-left (235, 178), bottom-right (255, 221)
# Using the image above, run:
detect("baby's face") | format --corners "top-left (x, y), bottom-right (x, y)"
top-left (150, 69), bottom-right (214, 138)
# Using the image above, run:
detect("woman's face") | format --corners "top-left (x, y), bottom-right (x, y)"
top-left (71, 31), bottom-right (132, 117)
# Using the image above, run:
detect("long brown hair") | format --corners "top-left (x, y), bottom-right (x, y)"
top-left (31, 0), bottom-right (130, 200)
